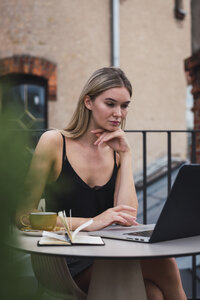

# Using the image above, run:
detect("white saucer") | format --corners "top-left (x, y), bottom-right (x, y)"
top-left (21, 227), bottom-right (65, 237)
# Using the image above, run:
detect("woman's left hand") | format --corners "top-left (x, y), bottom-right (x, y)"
top-left (91, 129), bottom-right (131, 154)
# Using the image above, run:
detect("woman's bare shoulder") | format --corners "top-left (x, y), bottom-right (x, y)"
top-left (34, 130), bottom-right (63, 157)
top-left (39, 129), bottom-right (63, 145)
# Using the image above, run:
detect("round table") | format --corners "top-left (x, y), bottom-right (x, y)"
top-left (8, 229), bottom-right (200, 300)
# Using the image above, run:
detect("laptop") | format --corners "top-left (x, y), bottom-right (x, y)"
top-left (89, 164), bottom-right (200, 243)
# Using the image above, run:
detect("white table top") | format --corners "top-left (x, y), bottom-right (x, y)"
top-left (8, 229), bottom-right (200, 259)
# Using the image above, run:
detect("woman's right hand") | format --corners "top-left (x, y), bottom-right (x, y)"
top-left (87, 205), bottom-right (138, 231)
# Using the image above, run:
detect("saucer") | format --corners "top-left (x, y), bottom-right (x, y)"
top-left (21, 226), bottom-right (65, 237)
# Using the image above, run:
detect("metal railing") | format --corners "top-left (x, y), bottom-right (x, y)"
top-left (125, 129), bottom-right (200, 300)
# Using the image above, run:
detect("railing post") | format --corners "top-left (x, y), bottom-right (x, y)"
top-left (191, 131), bottom-right (197, 300)
top-left (167, 131), bottom-right (172, 195)
top-left (191, 131), bottom-right (196, 164)
top-left (192, 255), bottom-right (197, 300)
top-left (142, 131), bottom-right (147, 224)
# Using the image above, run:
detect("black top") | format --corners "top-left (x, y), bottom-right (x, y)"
top-left (45, 134), bottom-right (118, 217)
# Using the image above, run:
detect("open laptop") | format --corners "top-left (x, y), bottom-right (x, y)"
top-left (89, 164), bottom-right (200, 243)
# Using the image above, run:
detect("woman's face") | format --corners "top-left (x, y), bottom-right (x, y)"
top-left (85, 87), bottom-right (131, 131)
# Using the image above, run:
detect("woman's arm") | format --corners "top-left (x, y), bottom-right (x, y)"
top-left (92, 128), bottom-right (138, 215)
top-left (113, 150), bottom-right (138, 216)
top-left (105, 130), bottom-right (138, 216)
top-left (57, 205), bottom-right (137, 231)
top-left (15, 131), bottom-right (59, 227)
top-left (82, 128), bottom-right (139, 230)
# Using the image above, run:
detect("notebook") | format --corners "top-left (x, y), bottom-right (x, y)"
top-left (89, 164), bottom-right (200, 243)
top-left (38, 211), bottom-right (104, 246)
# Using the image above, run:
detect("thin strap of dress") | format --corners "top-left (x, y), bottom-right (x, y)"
top-left (114, 151), bottom-right (117, 165)
top-left (61, 134), bottom-right (66, 163)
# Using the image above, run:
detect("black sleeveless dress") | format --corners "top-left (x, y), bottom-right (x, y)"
top-left (45, 134), bottom-right (118, 277)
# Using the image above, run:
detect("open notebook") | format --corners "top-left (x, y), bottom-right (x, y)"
top-left (38, 211), bottom-right (104, 246)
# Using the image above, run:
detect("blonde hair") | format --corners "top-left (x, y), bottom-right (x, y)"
top-left (63, 67), bottom-right (132, 138)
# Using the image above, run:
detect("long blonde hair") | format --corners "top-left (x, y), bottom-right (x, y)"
top-left (63, 67), bottom-right (132, 138)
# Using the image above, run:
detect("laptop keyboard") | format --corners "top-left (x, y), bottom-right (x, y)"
top-left (123, 230), bottom-right (153, 237)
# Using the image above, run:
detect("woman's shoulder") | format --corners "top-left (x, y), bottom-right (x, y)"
top-left (39, 129), bottom-right (63, 144)
top-left (35, 130), bottom-right (63, 157)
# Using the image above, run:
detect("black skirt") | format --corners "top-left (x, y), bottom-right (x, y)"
top-left (67, 257), bottom-right (94, 278)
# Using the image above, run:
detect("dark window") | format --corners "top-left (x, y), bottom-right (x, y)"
top-left (0, 74), bottom-right (47, 147)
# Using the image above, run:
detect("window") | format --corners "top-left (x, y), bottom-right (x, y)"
top-left (0, 74), bottom-right (47, 147)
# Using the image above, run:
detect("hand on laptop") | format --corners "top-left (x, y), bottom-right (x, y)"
top-left (87, 205), bottom-right (138, 231)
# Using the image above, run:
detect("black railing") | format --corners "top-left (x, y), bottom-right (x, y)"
top-left (125, 129), bottom-right (200, 300)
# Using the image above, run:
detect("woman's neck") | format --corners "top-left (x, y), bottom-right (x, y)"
top-left (77, 122), bottom-right (105, 149)
top-left (77, 125), bottom-right (98, 147)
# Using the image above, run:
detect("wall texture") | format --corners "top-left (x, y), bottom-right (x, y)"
top-left (120, 0), bottom-right (191, 171)
top-left (0, 0), bottom-right (191, 172)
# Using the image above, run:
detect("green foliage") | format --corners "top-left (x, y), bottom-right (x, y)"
top-left (0, 110), bottom-right (37, 300)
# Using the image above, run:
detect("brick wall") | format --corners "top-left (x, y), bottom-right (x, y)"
top-left (0, 55), bottom-right (57, 101)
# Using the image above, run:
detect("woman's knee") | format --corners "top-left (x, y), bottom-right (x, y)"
top-left (141, 257), bottom-right (182, 287)
top-left (157, 258), bottom-right (182, 284)
top-left (144, 279), bottom-right (164, 300)
top-left (142, 258), bottom-right (186, 300)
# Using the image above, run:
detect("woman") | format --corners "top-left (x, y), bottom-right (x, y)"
top-left (18, 67), bottom-right (186, 300)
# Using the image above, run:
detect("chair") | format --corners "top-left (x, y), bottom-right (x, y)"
top-left (31, 253), bottom-right (87, 300)
top-left (30, 199), bottom-right (86, 299)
